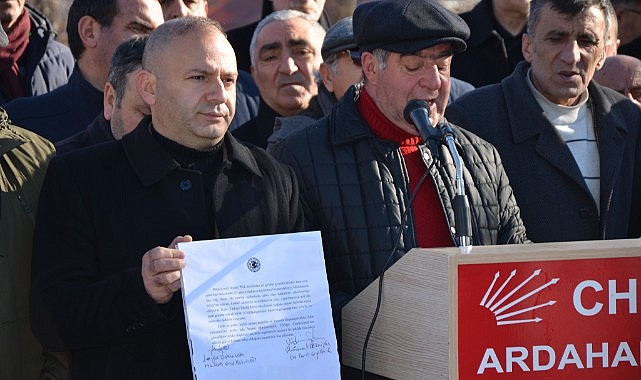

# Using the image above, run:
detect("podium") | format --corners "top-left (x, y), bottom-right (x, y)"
top-left (341, 239), bottom-right (641, 379)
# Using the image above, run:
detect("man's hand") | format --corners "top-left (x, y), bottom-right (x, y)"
top-left (141, 235), bottom-right (192, 304)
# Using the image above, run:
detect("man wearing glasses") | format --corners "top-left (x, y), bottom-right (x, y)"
top-left (612, 0), bottom-right (641, 59)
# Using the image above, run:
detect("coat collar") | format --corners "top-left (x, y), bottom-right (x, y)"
top-left (328, 85), bottom-right (378, 145)
top-left (502, 61), bottom-right (632, 205)
top-left (122, 116), bottom-right (263, 187)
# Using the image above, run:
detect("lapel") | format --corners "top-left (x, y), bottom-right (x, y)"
top-left (504, 63), bottom-right (590, 195)
top-left (589, 83), bottom-right (629, 211)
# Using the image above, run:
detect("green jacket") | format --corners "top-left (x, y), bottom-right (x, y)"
top-left (0, 107), bottom-right (55, 379)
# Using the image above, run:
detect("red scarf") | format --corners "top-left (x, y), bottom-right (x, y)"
top-left (0, 10), bottom-right (31, 99)
top-left (356, 88), bottom-right (453, 248)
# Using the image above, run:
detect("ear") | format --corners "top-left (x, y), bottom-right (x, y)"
top-left (360, 51), bottom-right (378, 85)
top-left (137, 69), bottom-right (157, 107)
top-left (319, 63), bottom-right (334, 92)
top-left (103, 82), bottom-right (116, 121)
top-left (596, 47), bottom-right (606, 70)
top-left (77, 15), bottom-right (100, 50)
top-left (522, 33), bottom-right (534, 63)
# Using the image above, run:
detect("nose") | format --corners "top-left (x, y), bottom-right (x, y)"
top-left (560, 40), bottom-right (581, 65)
top-left (418, 65), bottom-right (442, 92)
top-left (278, 55), bottom-right (298, 75)
top-left (165, 1), bottom-right (190, 20)
top-left (205, 78), bottom-right (228, 105)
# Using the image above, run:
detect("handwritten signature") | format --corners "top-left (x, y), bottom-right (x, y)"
top-left (285, 330), bottom-right (332, 360)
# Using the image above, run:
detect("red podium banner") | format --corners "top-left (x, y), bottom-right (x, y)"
top-left (458, 256), bottom-right (641, 379)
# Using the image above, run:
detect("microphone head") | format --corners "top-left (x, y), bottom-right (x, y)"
top-left (403, 99), bottom-right (430, 125)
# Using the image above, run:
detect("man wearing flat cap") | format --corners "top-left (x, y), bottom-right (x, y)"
top-left (271, 0), bottom-right (529, 376)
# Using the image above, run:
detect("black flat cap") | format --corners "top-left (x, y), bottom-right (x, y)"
top-left (321, 16), bottom-right (357, 61)
top-left (353, 0), bottom-right (470, 54)
top-left (0, 23), bottom-right (8, 48)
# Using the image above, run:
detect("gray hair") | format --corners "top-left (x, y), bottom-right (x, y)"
top-left (371, 48), bottom-right (390, 70)
top-left (249, 9), bottom-right (326, 68)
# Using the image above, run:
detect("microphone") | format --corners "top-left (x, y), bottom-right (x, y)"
top-left (403, 99), bottom-right (473, 249)
top-left (403, 99), bottom-right (441, 159)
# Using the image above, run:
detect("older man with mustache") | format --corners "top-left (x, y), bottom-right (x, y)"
top-left (232, 9), bottom-right (325, 148)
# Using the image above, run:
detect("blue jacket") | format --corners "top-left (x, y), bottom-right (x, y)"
top-left (3, 65), bottom-right (103, 142)
top-left (0, 4), bottom-right (74, 104)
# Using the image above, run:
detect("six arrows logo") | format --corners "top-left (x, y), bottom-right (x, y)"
top-left (480, 269), bottom-right (559, 326)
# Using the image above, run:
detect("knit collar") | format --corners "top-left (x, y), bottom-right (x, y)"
top-left (356, 87), bottom-right (422, 147)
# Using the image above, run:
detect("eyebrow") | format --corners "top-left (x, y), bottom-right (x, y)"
top-left (287, 39), bottom-right (312, 49)
top-left (259, 39), bottom-right (313, 55)
top-left (128, 19), bottom-right (156, 34)
top-left (259, 41), bottom-right (282, 56)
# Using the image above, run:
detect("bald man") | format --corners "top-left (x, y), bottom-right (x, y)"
top-left (30, 16), bottom-right (303, 379)
top-left (594, 54), bottom-right (641, 107)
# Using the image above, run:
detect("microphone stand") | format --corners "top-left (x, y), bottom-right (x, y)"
top-left (439, 119), bottom-right (473, 251)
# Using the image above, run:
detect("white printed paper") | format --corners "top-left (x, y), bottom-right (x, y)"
top-left (178, 231), bottom-right (340, 380)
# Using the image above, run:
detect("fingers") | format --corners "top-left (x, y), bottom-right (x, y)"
top-left (147, 252), bottom-right (185, 275)
top-left (141, 235), bottom-right (191, 304)
top-left (169, 234), bottom-right (193, 249)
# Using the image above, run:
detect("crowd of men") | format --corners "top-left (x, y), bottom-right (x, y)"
top-left (1, 0), bottom-right (640, 379)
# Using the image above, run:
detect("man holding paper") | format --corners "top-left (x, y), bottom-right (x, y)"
top-left (30, 16), bottom-right (304, 379)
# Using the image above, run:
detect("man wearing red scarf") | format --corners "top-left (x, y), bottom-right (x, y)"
top-left (271, 1), bottom-right (529, 377)
top-left (0, 2), bottom-right (73, 104)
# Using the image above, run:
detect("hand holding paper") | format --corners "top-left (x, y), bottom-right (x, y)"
top-left (142, 235), bottom-right (192, 304)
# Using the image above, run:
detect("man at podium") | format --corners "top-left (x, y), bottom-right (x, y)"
top-left (271, 0), bottom-right (530, 377)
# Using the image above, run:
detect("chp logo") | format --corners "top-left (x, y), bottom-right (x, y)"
top-left (480, 269), bottom-right (559, 326)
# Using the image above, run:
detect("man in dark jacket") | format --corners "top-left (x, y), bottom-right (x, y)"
top-left (450, 0), bottom-right (529, 88)
top-left (30, 17), bottom-right (304, 379)
top-left (3, 0), bottom-right (164, 142)
top-left (0, 2), bottom-right (73, 104)
top-left (271, 2), bottom-right (529, 376)
top-left (611, 0), bottom-right (641, 59)
top-left (232, 9), bottom-right (325, 148)
top-left (447, 0), bottom-right (641, 243)
top-left (56, 36), bottom-right (149, 154)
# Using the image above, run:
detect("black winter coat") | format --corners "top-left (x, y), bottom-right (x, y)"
top-left (450, 0), bottom-right (525, 88)
top-left (271, 86), bottom-right (529, 337)
top-left (30, 119), bottom-right (304, 379)
top-left (447, 61), bottom-right (641, 243)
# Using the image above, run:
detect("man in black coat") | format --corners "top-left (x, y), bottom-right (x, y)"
top-left (56, 36), bottom-right (150, 155)
top-left (30, 17), bottom-right (304, 379)
top-left (271, 2), bottom-right (529, 377)
top-left (232, 9), bottom-right (325, 149)
top-left (447, 0), bottom-right (641, 242)
top-left (450, 0), bottom-right (529, 88)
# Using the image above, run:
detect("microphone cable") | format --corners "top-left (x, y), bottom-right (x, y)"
top-left (360, 156), bottom-right (437, 380)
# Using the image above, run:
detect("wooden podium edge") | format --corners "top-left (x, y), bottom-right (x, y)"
top-left (342, 239), bottom-right (641, 379)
